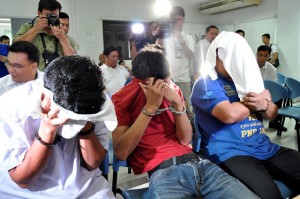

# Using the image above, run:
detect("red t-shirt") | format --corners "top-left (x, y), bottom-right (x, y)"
top-left (111, 77), bottom-right (192, 174)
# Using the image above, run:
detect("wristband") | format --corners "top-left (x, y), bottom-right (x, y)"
top-left (78, 122), bottom-right (95, 136)
top-left (35, 132), bottom-right (56, 147)
top-left (259, 98), bottom-right (271, 113)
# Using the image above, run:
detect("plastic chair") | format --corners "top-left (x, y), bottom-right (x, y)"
top-left (264, 80), bottom-right (300, 151)
top-left (277, 72), bottom-right (286, 86)
top-left (99, 152), bottom-right (109, 180)
top-left (285, 77), bottom-right (300, 105)
top-left (112, 154), bottom-right (150, 199)
top-left (193, 114), bottom-right (293, 198)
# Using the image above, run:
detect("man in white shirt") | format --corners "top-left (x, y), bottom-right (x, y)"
top-left (257, 45), bottom-right (286, 131)
top-left (0, 55), bottom-right (115, 198)
top-left (0, 41), bottom-right (44, 96)
top-left (100, 45), bottom-right (130, 96)
top-left (262, 33), bottom-right (279, 68)
top-left (194, 25), bottom-right (219, 80)
top-left (257, 45), bottom-right (278, 82)
top-left (163, 6), bottom-right (194, 112)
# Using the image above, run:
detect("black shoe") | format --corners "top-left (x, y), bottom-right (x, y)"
top-left (268, 121), bottom-right (287, 132)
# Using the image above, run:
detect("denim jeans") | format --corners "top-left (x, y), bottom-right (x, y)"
top-left (149, 159), bottom-right (259, 199)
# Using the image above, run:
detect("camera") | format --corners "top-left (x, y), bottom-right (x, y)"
top-left (157, 18), bottom-right (174, 39)
top-left (46, 13), bottom-right (60, 26)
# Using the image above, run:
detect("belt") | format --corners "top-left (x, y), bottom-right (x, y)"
top-left (148, 152), bottom-right (200, 178)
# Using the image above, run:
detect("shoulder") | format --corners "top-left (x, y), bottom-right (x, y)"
top-left (266, 62), bottom-right (277, 71)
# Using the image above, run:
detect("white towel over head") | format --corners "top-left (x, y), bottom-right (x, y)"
top-left (201, 31), bottom-right (264, 99)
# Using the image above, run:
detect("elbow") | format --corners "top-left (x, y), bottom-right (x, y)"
top-left (114, 149), bottom-right (129, 161)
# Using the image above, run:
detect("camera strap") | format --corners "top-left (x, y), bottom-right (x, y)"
top-left (40, 34), bottom-right (58, 53)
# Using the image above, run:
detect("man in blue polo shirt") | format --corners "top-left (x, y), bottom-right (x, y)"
top-left (191, 31), bottom-right (300, 199)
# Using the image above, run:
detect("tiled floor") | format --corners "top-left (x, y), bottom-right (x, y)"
top-left (108, 117), bottom-right (299, 198)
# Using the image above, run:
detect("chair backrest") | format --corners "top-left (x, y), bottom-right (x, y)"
top-left (264, 80), bottom-right (290, 102)
top-left (285, 77), bottom-right (300, 100)
top-left (277, 72), bottom-right (286, 86)
top-left (193, 116), bottom-right (202, 153)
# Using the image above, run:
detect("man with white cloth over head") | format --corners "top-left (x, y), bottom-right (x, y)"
top-left (191, 31), bottom-right (300, 198)
top-left (0, 55), bottom-right (116, 198)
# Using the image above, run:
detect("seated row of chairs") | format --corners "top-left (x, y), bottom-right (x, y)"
top-left (100, 72), bottom-right (297, 199)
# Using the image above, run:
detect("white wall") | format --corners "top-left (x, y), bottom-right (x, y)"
top-left (1, 0), bottom-right (300, 80)
top-left (277, 0), bottom-right (300, 79)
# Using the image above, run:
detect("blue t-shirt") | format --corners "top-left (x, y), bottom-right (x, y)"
top-left (191, 75), bottom-right (280, 164)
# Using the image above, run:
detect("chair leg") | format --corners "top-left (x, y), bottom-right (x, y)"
top-left (128, 167), bottom-right (132, 174)
top-left (296, 120), bottom-right (300, 152)
top-left (112, 171), bottom-right (118, 195)
top-left (277, 116), bottom-right (286, 136)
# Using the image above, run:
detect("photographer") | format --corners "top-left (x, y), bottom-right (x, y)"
top-left (129, 21), bottom-right (161, 58)
top-left (14, 0), bottom-right (75, 71)
top-left (163, 6), bottom-right (194, 114)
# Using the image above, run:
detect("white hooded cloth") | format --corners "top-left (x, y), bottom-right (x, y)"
top-left (201, 31), bottom-right (264, 99)
top-left (29, 80), bottom-right (117, 139)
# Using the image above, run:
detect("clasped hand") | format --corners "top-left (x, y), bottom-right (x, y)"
top-left (243, 89), bottom-right (271, 112)
top-left (139, 77), bottom-right (183, 113)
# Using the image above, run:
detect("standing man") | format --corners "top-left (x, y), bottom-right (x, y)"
top-left (59, 11), bottom-right (79, 52)
top-left (194, 25), bottom-right (219, 80)
top-left (235, 29), bottom-right (245, 37)
top-left (100, 45), bottom-right (130, 96)
top-left (163, 6), bottom-right (195, 113)
top-left (262, 33), bottom-right (279, 68)
top-left (0, 41), bottom-right (43, 96)
top-left (14, 0), bottom-right (76, 71)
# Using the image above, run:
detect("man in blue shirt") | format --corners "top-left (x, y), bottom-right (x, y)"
top-left (191, 31), bottom-right (300, 199)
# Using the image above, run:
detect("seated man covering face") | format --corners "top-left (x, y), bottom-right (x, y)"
top-left (0, 55), bottom-right (116, 198)
top-left (191, 31), bottom-right (300, 199)
top-left (112, 44), bottom-right (259, 199)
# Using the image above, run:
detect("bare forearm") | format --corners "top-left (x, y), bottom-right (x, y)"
top-left (8, 140), bottom-right (52, 188)
top-left (79, 133), bottom-right (106, 170)
top-left (59, 36), bottom-right (75, 55)
top-left (213, 101), bottom-right (250, 124)
top-left (113, 112), bottom-right (152, 160)
top-left (181, 43), bottom-right (193, 59)
top-left (14, 28), bottom-right (40, 43)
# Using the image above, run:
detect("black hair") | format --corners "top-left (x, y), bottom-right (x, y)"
top-left (38, 0), bottom-right (62, 12)
top-left (103, 45), bottom-right (117, 56)
top-left (9, 41), bottom-right (40, 64)
top-left (257, 45), bottom-right (271, 55)
top-left (262, 33), bottom-right (270, 39)
top-left (132, 44), bottom-right (170, 80)
top-left (206, 25), bottom-right (219, 33)
top-left (235, 29), bottom-right (245, 36)
top-left (0, 35), bottom-right (10, 42)
top-left (170, 6), bottom-right (185, 17)
top-left (44, 55), bottom-right (106, 114)
top-left (59, 12), bottom-right (69, 19)
top-left (118, 60), bottom-right (125, 65)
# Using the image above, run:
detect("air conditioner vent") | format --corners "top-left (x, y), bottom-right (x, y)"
top-left (199, 0), bottom-right (261, 15)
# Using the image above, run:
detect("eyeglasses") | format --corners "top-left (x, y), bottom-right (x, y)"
top-left (4, 61), bottom-right (33, 69)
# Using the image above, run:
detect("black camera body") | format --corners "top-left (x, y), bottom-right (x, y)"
top-left (157, 18), bottom-right (175, 39)
top-left (46, 13), bottom-right (60, 26)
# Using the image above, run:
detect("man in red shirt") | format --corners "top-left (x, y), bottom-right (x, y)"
top-left (111, 44), bottom-right (258, 198)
